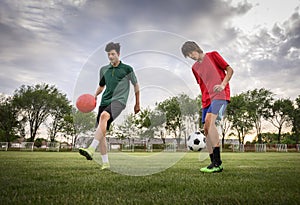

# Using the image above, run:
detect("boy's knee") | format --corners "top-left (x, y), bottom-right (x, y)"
top-left (100, 111), bottom-right (110, 122)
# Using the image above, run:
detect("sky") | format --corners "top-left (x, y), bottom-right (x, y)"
top-left (1, 0), bottom-right (300, 109)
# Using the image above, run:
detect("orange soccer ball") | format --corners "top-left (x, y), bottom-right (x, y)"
top-left (76, 94), bottom-right (96, 113)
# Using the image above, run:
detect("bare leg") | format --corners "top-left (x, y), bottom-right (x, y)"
top-left (204, 129), bottom-right (213, 154)
top-left (95, 111), bottom-right (110, 155)
top-left (204, 113), bottom-right (219, 148)
top-left (203, 112), bottom-right (223, 168)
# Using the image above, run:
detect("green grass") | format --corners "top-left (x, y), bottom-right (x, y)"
top-left (1, 152), bottom-right (300, 205)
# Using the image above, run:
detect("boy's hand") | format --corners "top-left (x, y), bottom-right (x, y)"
top-left (134, 104), bottom-right (140, 114)
top-left (213, 84), bottom-right (225, 92)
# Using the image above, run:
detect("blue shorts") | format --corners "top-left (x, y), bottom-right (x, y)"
top-left (202, 100), bottom-right (228, 124)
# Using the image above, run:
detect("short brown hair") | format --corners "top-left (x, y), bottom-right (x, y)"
top-left (105, 42), bottom-right (120, 53)
top-left (181, 41), bottom-right (203, 57)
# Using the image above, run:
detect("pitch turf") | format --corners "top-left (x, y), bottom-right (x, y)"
top-left (0, 152), bottom-right (299, 205)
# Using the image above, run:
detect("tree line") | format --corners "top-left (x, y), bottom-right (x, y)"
top-left (0, 84), bottom-right (95, 148)
top-left (113, 88), bottom-right (300, 145)
top-left (0, 83), bottom-right (299, 147)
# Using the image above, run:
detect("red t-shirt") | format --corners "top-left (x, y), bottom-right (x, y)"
top-left (192, 51), bottom-right (230, 108)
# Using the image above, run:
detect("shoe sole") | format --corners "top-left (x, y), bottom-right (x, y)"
top-left (101, 166), bottom-right (110, 170)
top-left (200, 167), bottom-right (223, 173)
top-left (79, 149), bottom-right (93, 160)
top-left (200, 169), bottom-right (222, 173)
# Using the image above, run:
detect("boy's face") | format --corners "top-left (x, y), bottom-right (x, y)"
top-left (107, 49), bottom-right (120, 65)
top-left (188, 51), bottom-right (202, 62)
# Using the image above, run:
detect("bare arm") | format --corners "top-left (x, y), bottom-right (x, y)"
top-left (94, 86), bottom-right (105, 99)
top-left (134, 83), bottom-right (140, 114)
top-left (214, 66), bottom-right (234, 92)
top-left (222, 66), bottom-right (234, 86)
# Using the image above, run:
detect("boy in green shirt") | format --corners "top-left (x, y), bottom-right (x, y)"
top-left (79, 42), bottom-right (140, 170)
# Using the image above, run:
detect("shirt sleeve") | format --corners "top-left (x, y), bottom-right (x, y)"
top-left (192, 66), bottom-right (201, 84)
top-left (211, 51), bottom-right (229, 70)
top-left (127, 66), bottom-right (138, 85)
top-left (99, 67), bottom-right (105, 86)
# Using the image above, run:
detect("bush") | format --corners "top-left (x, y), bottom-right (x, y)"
top-left (34, 138), bottom-right (47, 148)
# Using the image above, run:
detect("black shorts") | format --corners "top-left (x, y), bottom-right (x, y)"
top-left (96, 100), bottom-right (125, 130)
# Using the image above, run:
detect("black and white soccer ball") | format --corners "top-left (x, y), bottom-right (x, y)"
top-left (187, 131), bottom-right (206, 151)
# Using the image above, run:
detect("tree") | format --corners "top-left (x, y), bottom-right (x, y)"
top-left (12, 84), bottom-right (70, 142)
top-left (71, 109), bottom-right (96, 148)
top-left (59, 113), bottom-right (78, 146)
top-left (116, 113), bottom-right (138, 140)
top-left (0, 95), bottom-right (20, 143)
top-left (47, 92), bottom-right (72, 142)
top-left (157, 96), bottom-right (182, 139)
top-left (264, 98), bottom-right (293, 143)
top-left (133, 108), bottom-right (165, 141)
top-left (177, 94), bottom-right (199, 118)
top-left (291, 96), bottom-right (300, 144)
top-left (227, 93), bottom-right (253, 144)
top-left (195, 94), bottom-right (203, 128)
top-left (219, 116), bottom-right (231, 148)
top-left (177, 94), bottom-right (199, 146)
top-left (244, 88), bottom-right (274, 143)
top-left (260, 132), bottom-right (277, 144)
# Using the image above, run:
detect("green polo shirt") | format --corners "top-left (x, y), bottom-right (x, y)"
top-left (99, 61), bottom-right (138, 106)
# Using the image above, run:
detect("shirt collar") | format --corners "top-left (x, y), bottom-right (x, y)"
top-left (109, 61), bottom-right (122, 69)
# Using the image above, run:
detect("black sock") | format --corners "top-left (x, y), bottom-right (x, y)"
top-left (209, 153), bottom-right (213, 163)
top-left (213, 147), bottom-right (222, 166)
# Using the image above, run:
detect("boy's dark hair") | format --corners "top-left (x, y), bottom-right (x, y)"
top-left (181, 41), bottom-right (203, 57)
top-left (105, 42), bottom-right (121, 53)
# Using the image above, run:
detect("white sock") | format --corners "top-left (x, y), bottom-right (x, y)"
top-left (89, 139), bottom-right (99, 151)
top-left (101, 154), bottom-right (109, 163)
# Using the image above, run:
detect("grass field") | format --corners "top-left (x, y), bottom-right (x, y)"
top-left (1, 151), bottom-right (300, 205)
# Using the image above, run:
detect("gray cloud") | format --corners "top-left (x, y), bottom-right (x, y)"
top-left (1, 0), bottom-right (299, 103)
top-left (279, 12), bottom-right (300, 56)
top-left (229, 10), bottom-right (300, 99)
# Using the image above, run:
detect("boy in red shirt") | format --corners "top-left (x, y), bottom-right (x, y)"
top-left (181, 41), bottom-right (234, 173)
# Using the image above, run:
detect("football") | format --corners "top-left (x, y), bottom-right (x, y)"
top-left (187, 131), bottom-right (206, 151)
top-left (76, 94), bottom-right (96, 113)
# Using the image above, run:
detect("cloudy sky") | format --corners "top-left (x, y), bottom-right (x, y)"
top-left (1, 0), bottom-right (300, 109)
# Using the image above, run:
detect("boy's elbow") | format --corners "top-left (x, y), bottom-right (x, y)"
top-left (228, 66), bottom-right (234, 75)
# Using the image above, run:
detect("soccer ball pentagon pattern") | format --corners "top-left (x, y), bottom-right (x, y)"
top-left (187, 131), bottom-right (206, 151)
